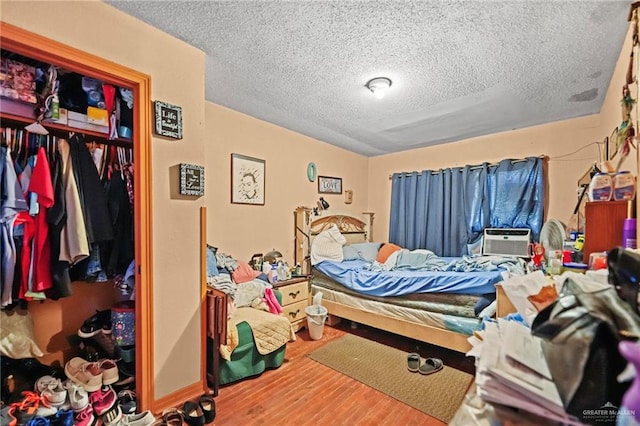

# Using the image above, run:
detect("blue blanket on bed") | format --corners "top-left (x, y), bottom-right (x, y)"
top-left (314, 257), bottom-right (517, 296)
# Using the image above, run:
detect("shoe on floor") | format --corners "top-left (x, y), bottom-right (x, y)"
top-left (48, 408), bottom-right (73, 426)
top-left (418, 357), bottom-right (443, 375)
top-left (73, 404), bottom-right (96, 426)
top-left (34, 376), bottom-right (66, 406)
top-left (78, 310), bottom-right (112, 338)
top-left (117, 390), bottom-right (137, 415)
top-left (102, 405), bottom-right (122, 426)
top-left (120, 410), bottom-right (156, 426)
top-left (88, 386), bottom-right (116, 416)
top-left (198, 394), bottom-right (215, 424)
top-left (95, 359), bottom-right (119, 385)
top-left (406, 352), bottom-right (420, 373)
top-left (64, 358), bottom-right (102, 393)
top-left (182, 400), bottom-right (205, 426)
top-left (62, 380), bottom-right (89, 412)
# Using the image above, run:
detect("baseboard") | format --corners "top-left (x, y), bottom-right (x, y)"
top-left (150, 381), bottom-right (207, 414)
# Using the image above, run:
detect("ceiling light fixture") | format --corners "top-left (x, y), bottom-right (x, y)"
top-left (365, 77), bottom-right (392, 100)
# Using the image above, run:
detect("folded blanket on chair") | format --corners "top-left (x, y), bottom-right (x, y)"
top-left (230, 307), bottom-right (296, 355)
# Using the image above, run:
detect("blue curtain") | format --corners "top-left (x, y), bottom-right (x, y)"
top-left (389, 157), bottom-right (544, 256)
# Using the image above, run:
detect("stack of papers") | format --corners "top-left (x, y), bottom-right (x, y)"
top-left (468, 318), bottom-right (583, 425)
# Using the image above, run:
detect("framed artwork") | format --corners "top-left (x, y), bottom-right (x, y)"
top-left (318, 175), bottom-right (342, 194)
top-left (231, 153), bottom-right (265, 205)
top-left (179, 163), bottom-right (205, 196)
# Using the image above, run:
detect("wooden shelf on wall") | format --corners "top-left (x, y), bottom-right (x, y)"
top-left (0, 111), bottom-right (133, 146)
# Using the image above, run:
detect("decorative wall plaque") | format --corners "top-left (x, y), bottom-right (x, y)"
top-left (180, 163), bottom-right (205, 196)
top-left (154, 101), bottom-right (183, 139)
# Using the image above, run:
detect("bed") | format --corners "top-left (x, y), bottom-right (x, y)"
top-left (293, 208), bottom-right (525, 353)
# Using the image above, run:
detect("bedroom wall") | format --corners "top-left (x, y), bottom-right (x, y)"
top-left (368, 23), bottom-right (638, 243)
top-left (1, 2), bottom-right (206, 400)
top-left (204, 102), bottom-right (369, 264)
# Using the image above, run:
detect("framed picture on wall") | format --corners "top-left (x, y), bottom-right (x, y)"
top-left (318, 175), bottom-right (342, 194)
top-left (231, 153), bottom-right (265, 205)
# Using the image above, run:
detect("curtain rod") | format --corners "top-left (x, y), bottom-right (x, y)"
top-left (388, 155), bottom-right (548, 180)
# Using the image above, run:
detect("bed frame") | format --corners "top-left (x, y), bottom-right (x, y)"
top-left (293, 209), bottom-right (472, 353)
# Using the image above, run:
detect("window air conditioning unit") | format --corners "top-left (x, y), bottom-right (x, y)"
top-left (482, 228), bottom-right (531, 257)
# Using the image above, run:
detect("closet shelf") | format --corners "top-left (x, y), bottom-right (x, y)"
top-left (1, 112), bottom-right (133, 146)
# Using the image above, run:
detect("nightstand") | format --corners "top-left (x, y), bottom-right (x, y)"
top-left (272, 277), bottom-right (309, 332)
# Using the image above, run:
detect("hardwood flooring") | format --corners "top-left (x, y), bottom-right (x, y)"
top-left (212, 320), bottom-right (475, 425)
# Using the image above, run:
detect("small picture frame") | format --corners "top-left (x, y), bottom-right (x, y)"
top-left (180, 163), bottom-right (205, 196)
top-left (318, 176), bottom-right (342, 194)
top-left (231, 153), bottom-right (265, 205)
top-left (154, 101), bottom-right (183, 139)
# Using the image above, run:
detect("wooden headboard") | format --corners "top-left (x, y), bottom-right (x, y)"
top-left (294, 207), bottom-right (374, 274)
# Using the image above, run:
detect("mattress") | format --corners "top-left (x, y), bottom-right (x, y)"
top-left (313, 258), bottom-right (507, 296)
top-left (311, 272), bottom-right (484, 336)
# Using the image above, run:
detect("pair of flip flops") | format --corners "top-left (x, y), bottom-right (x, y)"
top-left (407, 352), bottom-right (443, 375)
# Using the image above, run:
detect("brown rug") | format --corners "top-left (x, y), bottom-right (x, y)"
top-left (307, 333), bottom-right (473, 423)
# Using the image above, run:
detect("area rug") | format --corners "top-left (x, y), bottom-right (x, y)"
top-left (307, 333), bottom-right (473, 423)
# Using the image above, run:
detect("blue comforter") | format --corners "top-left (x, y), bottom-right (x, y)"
top-left (314, 258), bottom-right (515, 296)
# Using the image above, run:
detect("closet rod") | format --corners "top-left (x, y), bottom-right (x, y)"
top-left (388, 155), bottom-right (547, 180)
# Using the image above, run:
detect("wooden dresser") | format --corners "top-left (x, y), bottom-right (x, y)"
top-left (583, 200), bottom-right (629, 262)
top-left (272, 277), bottom-right (309, 332)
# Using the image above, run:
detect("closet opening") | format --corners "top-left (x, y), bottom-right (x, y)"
top-left (0, 22), bottom-right (154, 411)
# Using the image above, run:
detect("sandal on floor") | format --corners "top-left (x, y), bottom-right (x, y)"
top-left (418, 357), bottom-right (443, 375)
top-left (407, 352), bottom-right (420, 373)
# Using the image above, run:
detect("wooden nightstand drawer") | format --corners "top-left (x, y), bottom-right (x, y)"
top-left (282, 300), bottom-right (307, 324)
top-left (279, 281), bottom-right (309, 306)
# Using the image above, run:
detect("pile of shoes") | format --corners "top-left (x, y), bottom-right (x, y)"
top-left (0, 355), bottom-right (155, 426)
top-left (76, 309), bottom-right (136, 389)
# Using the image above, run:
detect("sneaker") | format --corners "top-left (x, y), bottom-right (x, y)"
top-left (88, 386), bottom-right (116, 416)
top-left (11, 391), bottom-right (57, 423)
top-left (73, 405), bottom-right (96, 426)
top-left (25, 416), bottom-right (50, 426)
top-left (95, 359), bottom-right (119, 385)
top-left (34, 376), bottom-right (67, 406)
top-left (47, 408), bottom-right (73, 426)
top-left (62, 380), bottom-right (89, 412)
top-left (102, 405), bottom-right (122, 426)
top-left (64, 358), bottom-right (103, 392)
top-left (117, 390), bottom-right (136, 415)
top-left (78, 310), bottom-right (112, 338)
top-left (121, 410), bottom-right (155, 426)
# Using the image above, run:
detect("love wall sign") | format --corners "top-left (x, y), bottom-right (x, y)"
top-left (154, 101), bottom-right (183, 139)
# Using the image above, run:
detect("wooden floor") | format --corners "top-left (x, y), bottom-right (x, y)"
top-left (212, 320), bottom-right (476, 425)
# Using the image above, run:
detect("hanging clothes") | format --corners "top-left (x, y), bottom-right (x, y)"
top-left (46, 147), bottom-right (72, 299)
top-left (1, 146), bottom-right (29, 307)
top-left (24, 147), bottom-right (54, 294)
top-left (57, 138), bottom-right (90, 265)
top-left (67, 133), bottom-right (114, 244)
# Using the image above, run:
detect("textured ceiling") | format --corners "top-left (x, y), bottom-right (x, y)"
top-left (106, 1), bottom-right (631, 157)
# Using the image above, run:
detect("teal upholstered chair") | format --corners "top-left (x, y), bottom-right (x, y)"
top-left (217, 290), bottom-right (287, 386)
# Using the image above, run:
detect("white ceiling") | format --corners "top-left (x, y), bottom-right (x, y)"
top-left (106, 1), bottom-right (631, 157)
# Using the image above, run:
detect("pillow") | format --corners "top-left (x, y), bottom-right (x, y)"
top-left (343, 242), bottom-right (383, 262)
top-left (342, 245), bottom-right (360, 261)
top-left (0, 309), bottom-right (44, 359)
top-left (231, 260), bottom-right (261, 284)
top-left (206, 244), bottom-right (219, 277)
top-left (376, 243), bottom-right (402, 263)
top-left (311, 224), bottom-right (347, 265)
